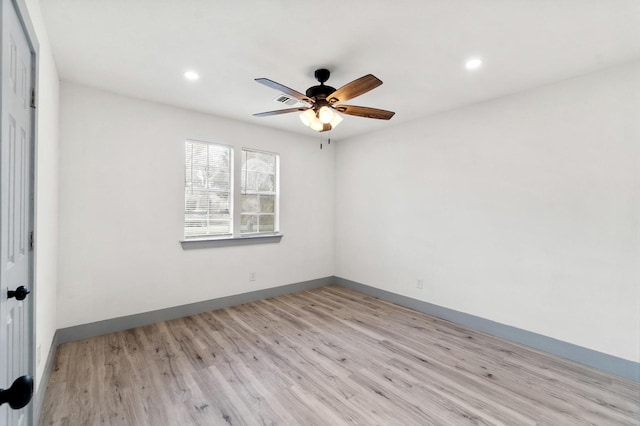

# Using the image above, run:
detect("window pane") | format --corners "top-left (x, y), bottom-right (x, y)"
top-left (191, 143), bottom-right (209, 166)
top-left (257, 173), bottom-right (275, 192)
top-left (208, 169), bottom-right (230, 191)
top-left (191, 167), bottom-right (207, 188)
top-left (242, 171), bottom-right (256, 192)
top-left (244, 151), bottom-right (275, 172)
top-left (241, 172), bottom-right (274, 192)
top-left (242, 194), bottom-right (259, 213)
top-left (207, 221), bottom-right (231, 235)
top-left (209, 192), bottom-right (230, 212)
top-left (209, 144), bottom-right (230, 168)
top-left (259, 195), bottom-right (275, 213)
top-left (259, 215), bottom-right (274, 232)
top-left (241, 214), bottom-right (258, 233)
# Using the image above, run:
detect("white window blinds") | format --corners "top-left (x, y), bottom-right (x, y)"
top-left (184, 140), bottom-right (232, 238)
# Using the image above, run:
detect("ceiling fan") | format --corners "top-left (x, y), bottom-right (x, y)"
top-left (253, 68), bottom-right (395, 132)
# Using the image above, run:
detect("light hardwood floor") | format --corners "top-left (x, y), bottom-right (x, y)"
top-left (40, 286), bottom-right (640, 425)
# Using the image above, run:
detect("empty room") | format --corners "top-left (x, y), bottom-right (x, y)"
top-left (0, 0), bottom-right (638, 425)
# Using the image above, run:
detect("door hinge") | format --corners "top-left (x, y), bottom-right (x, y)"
top-left (29, 231), bottom-right (34, 250)
top-left (30, 88), bottom-right (36, 109)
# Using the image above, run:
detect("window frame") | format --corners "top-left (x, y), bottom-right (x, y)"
top-left (181, 140), bottom-right (282, 248)
top-left (239, 147), bottom-right (280, 236)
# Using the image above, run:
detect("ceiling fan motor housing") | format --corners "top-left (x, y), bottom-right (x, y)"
top-left (306, 68), bottom-right (336, 101)
top-left (306, 84), bottom-right (336, 101)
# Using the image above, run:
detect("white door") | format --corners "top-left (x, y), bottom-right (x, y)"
top-left (0, 0), bottom-right (35, 424)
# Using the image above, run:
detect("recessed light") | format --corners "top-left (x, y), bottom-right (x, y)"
top-left (465, 58), bottom-right (483, 70)
top-left (184, 70), bottom-right (200, 81)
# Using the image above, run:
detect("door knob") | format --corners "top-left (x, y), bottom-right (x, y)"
top-left (7, 286), bottom-right (30, 301)
top-left (0, 376), bottom-right (33, 409)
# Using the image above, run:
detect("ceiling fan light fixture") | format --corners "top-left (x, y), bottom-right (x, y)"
top-left (309, 118), bottom-right (325, 132)
top-left (300, 109), bottom-right (325, 131)
top-left (299, 109), bottom-right (315, 126)
top-left (300, 108), bottom-right (342, 132)
top-left (318, 106), bottom-right (334, 124)
top-left (329, 112), bottom-right (343, 128)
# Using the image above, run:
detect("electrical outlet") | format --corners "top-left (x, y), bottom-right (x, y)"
top-left (250, 272), bottom-right (256, 282)
top-left (37, 344), bottom-right (42, 366)
top-left (416, 279), bottom-right (424, 289)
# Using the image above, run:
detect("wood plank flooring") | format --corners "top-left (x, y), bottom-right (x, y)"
top-left (40, 286), bottom-right (640, 425)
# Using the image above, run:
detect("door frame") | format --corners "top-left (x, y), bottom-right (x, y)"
top-left (1, 0), bottom-right (39, 422)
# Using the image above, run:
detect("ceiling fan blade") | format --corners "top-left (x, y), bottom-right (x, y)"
top-left (335, 105), bottom-right (395, 120)
top-left (327, 74), bottom-right (382, 104)
top-left (253, 107), bottom-right (310, 117)
top-left (255, 78), bottom-right (312, 103)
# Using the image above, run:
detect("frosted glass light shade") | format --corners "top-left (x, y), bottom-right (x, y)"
top-left (299, 109), bottom-right (316, 126)
top-left (318, 106), bottom-right (334, 124)
top-left (309, 119), bottom-right (325, 131)
top-left (300, 108), bottom-right (343, 131)
top-left (329, 113), bottom-right (343, 128)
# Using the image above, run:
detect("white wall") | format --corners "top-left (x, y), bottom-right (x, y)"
top-left (335, 61), bottom-right (640, 363)
top-left (57, 83), bottom-right (335, 327)
top-left (25, 0), bottom-right (60, 392)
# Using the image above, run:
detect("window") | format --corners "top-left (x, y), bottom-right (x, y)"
top-left (241, 149), bottom-right (279, 235)
top-left (184, 140), bottom-right (233, 238)
top-left (184, 141), bottom-right (279, 241)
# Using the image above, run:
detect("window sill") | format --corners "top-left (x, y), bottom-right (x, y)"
top-left (180, 234), bottom-right (283, 249)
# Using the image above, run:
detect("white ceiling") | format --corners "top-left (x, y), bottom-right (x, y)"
top-left (41, 0), bottom-right (640, 140)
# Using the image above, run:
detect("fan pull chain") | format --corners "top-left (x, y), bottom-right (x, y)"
top-left (319, 132), bottom-right (332, 150)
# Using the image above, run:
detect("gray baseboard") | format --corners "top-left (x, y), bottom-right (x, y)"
top-left (34, 330), bottom-right (61, 424)
top-left (57, 276), bottom-right (333, 345)
top-left (334, 277), bottom-right (640, 383)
